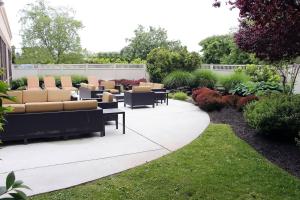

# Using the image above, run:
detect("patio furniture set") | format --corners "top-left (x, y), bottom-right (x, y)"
top-left (0, 76), bottom-right (168, 144)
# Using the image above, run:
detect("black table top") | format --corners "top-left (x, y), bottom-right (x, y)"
top-left (103, 108), bottom-right (125, 114)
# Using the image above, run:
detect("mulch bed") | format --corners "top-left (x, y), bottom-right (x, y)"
top-left (208, 107), bottom-right (300, 178)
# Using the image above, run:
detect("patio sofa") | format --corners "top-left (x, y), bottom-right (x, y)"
top-left (0, 90), bottom-right (105, 143)
top-left (124, 86), bottom-right (155, 109)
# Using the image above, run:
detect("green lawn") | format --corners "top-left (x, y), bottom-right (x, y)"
top-left (31, 124), bottom-right (300, 200)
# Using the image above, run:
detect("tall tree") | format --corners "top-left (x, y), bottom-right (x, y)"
top-left (213, 0), bottom-right (300, 93)
top-left (121, 25), bottom-right (183, 61)
top-left (19, 0), bottom-right (83, 64)
top-left (199, 35), bottom-right (258, 64)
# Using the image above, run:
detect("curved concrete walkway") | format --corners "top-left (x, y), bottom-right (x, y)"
top-left (0, 100), bottom-right (209, 196)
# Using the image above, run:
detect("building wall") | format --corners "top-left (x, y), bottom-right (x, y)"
top-left (0, 4), bottom-right (12, 83)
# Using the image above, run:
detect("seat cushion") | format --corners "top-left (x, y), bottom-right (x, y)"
top-left (63, 100), bottom-right (98, 111)
top-left (45, 87), bottom-right (60, 90)
top-left (3, 91), bottom-right (23, 104)
top-left (3, 104), bottom-right (25, 113)
top-left (101, 81), bottom-right (115, 89)
top-left (25, 102), bottom-right (63, 113)
top-left (106, 89), bottom-right (119, 94)
top-left (62, 87), bottom-right (78, 91)
top-left (23, 90), bottom-right (48, 103)
top-left (48, 90), bottom-right (71, 102)
top-left (102, 92), bottom-right (114, 103)
top-left (132, 86), bottom-right (152, 93)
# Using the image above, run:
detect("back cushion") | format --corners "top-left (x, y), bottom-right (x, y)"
top-left (44, 76), bottom-right (56, 88)
top-left (101, 81), bottom-right (115, 89)
top-left (61, 76), bottom-right (72, 87)
top-left (48, 90), bottom-right (71, 102)
top-left (88, 76), bottom-right (99, 87)
top-left (102, 92), bottom-right (114, 102)
top-left (132, 86), bottom-right (152, 93)
top-left (23, 90), bottom-right (48, 103)
top-left (63, 100), bottom-right (98, 111)
top-left (2, 91), bottom-right (23, 104)
top-left (153, 83), bottom-right (164, 89)
top-left (27, 76), bottom-right (40, 89)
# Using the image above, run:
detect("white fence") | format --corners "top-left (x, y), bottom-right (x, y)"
top-left (12, 64), bottom-right (149, 80)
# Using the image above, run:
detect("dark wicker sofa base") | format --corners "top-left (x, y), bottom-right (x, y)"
top-left (0, 109), bottom-right (104, 143)
top-left (124, 92), bottom-right (155, 109)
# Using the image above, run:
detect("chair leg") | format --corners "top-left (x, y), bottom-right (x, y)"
top-left (116, 117), bottom-right (118, 129)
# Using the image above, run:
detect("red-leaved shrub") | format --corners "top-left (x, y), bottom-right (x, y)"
top-left (193, 87), bottom-right (225, 111)
top-left (222, 95), bottom-right (241, 107)
top-left (236, 95), bottom-right (259, 110)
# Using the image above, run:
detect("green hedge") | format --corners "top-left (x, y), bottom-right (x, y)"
top-left (163, 71), bottom-right (195, 89)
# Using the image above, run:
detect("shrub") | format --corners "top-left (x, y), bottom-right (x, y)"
top-left (236, 95), bottom-right (258, 110)
top-left (70, 75), bottom-right (88, 87)
top-left (172, 92), bottom-right (188, 101)
top-left (222, 95), bottom-right (241, 107)
top-left (192, 87), bottom-right (224, 111)
top-left (193, 69), bottom-right (217, 89)
top-left (10, 77), bottom-right (27, 90)
top-left (163, 71), bottom-right (195, 89)
top-left (219, 72), bottom-right (250, 93)
top-left (244, 94), bottom-right (300, 138)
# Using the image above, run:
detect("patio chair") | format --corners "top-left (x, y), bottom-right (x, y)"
top-left (100, 80), bottom-right (120, 94)
top-left (124, 86), bottom-right (155, 109)
top-left (27, 76), bottom-right (41, 90)
top-left (44, 76), bottom-right (59, 90)
top-left (88, 76), bottom-right (100, 88)
top-left (61, 76), bottom-right (78, 92)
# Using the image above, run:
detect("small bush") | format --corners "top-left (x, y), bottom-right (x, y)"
top-left (193, 69), bottom-right (217, 89)
top-left (163, 71), bottom-right (195, 89)
top-left (192, 87), bottom-right (224, 111)
top-left (172, 92), bottom-right (188, 101)
top-left (71, 75), bottom-right (88, 87)
top-left (10, 77), bottom-right (27, 90)
top-left (219, 72), bottom-right (250, 93)
top-left (244, 94), bottom-right (300, 138)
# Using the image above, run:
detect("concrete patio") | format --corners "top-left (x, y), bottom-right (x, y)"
top-left (0, 99), bottom-right (209, 196)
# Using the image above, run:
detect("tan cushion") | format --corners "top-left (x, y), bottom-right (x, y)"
top-left (132, 86), bottom-right (152, 93)
top-left (81, 83), bottom-right (96, 90)
top-left (2, 91), bottom-right (23, 104)
top-left (44, 76), bottom-right (56, 88)
top-left (140, 82), bottom-right (154, 88)
top-left (3, 104), bottom-right (25, 113)
top-left (48, 90), bottom-right (71, 102)
top-left (45, 87), bottom-right (60, 90)
top-left (25, 102), bottom-right (63, 113)
top-left (101, 81), bottom-right (115, 89)
top-left (61, 76), bottom-right (73, 88)
top-left (106, 89), bottom-right (119, 94)
top-left (62, 87), bottom-right (78, 92)
top-left (63, 100), bottom-right (98, 111)
top-left (88, 76), bottom-right (99, 87)
top-left (23, 90), bottom-right (48, 103)
top-left (102, 92), bottom-right (114, 103)
top-left (27, 76), bottom-right (40, 89)
top-left (152, 83), bottom-right (164, 89)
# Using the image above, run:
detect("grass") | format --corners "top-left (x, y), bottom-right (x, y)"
top-left (31, 124), bottom-right (300, 200)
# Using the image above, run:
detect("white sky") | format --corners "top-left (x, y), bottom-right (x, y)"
top-left (5, 0), bottom-right (239, 53)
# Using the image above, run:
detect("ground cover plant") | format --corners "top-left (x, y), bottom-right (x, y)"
top-left (169, 92), bottom-right (188, 101)
top-left (31, 124), bottom-right (300, 200)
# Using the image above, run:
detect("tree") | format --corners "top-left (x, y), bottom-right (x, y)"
top-left (121, 25), bottom-right (183, 61)
top-left (16, 47), bottom-right (54, 64)
top-left (19, 0), bottom-right (83, 64)
top-left (213, 0), bottom-right (300, 94)
top-left (147, 47), bottom-right (201, 82)
top-left (199, 35), bottom-right (258, 64)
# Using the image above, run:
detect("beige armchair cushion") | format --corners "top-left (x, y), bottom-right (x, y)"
top-left (25, 102), bottom-right (63, 113)
top-left (3, 104), bottom-right (25, 113)
top-left (61, 76), bottom-right (73, 88)
top-left (101, 81), bottom-right (115, 89)
top-left (140, 82), bottom-right (154, 88)
top-left (152, 83), bottom-right (164, 89)
top-left (102, 92), bottom-right (114, 103)
top-left (2, 91), bottom-right (23, 104)
top-left (23, 90), bottom-right (47, 103)
top-left (27, 76), bottom-right (40, 90)
top-left (106, 89), bottom-right (119, 94)
top-left (80, 83), bottom-right (96, 90)
top-left (88, 76), bottom-right (99, 87)
top-left (63, 100), bottom-right (98, 111)
top-left (62, 87), bottom-right (78, 92)
top-left (132, 86), bottom-right (152, 93)
top-left (44, 76), bottom-right (58, 90)
top-left (48, 90), bottom-right (71, 102)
